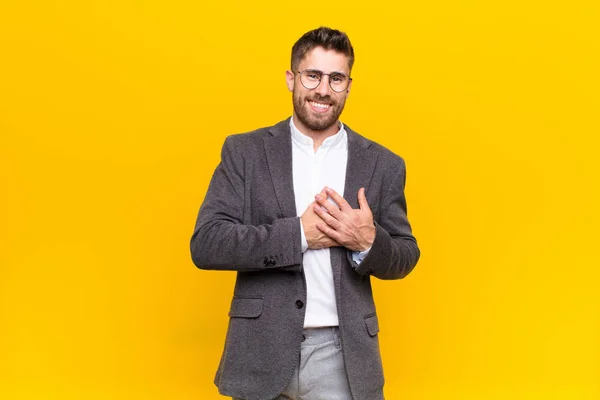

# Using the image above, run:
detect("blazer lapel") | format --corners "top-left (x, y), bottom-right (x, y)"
top-left (264, 118), bottom-right (297, 218)
top-left (343, 126), bottom-right (379, 208)
top-left (333, 125), bottom-right (379, 287)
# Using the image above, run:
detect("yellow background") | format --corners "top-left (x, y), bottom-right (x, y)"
top-left (1, 0), bottom-right (598, 399)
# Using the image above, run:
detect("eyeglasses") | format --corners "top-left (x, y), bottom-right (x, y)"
top-left (295, 69), bottom-right (352, 93)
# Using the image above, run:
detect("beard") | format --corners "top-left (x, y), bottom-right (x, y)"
top-left (292, 91), bottom-right (346, 132)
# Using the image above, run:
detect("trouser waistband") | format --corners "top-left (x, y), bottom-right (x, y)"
top-left (301, 326), bottom-right (339, 345)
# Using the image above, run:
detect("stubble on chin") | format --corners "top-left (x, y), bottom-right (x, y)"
top-left (293, 93), bottom-right (343, 132)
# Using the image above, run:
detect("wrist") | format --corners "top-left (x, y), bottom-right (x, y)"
top-left (360, 226), bottom-right (375, 251)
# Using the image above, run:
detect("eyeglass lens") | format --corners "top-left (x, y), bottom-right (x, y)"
top-left (300, 70), bottom-right (350, 92)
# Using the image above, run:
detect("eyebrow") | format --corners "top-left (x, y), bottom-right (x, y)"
top-left (304, 69), bottom-right (348, 76)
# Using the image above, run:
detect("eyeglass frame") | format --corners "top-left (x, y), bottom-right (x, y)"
top-left (294, 69), bottom-right (353, 93)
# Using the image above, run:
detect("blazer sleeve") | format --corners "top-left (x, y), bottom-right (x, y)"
top-left (348, 158), bottom-right (420, 279)
top-left (190, 136), bottom-right (303, 272)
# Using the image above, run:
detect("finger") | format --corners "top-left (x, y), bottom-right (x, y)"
top-left (307, 193), bottom-right (326, 208)
top-left (315, 193), bottom-right (342, 218)
top-left (313, 204), bottom-right (341, 230)
top-left (358, 187), bottom-right (370, 211)
top-left (316, 222), bottom-right (342, 243)
top-left (325, 187), bottom-right (352, 212)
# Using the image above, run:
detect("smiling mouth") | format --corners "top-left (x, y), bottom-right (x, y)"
top-left (308, 100), bottom-right (331, 112)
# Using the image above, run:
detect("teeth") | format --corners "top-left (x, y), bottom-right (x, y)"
top-left (310, 101), bottom-right (330, 109)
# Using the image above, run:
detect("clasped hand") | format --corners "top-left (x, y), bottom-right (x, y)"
top-left (300, 187), bottom-right (375, 252)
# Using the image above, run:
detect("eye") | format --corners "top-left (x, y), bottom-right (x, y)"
top-left (330, 74), bottom-right (345, 83)
top-left (306, 72), bottom-right (321, 80)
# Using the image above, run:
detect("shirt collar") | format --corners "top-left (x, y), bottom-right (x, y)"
top-left (290, 117), bottom-right (346, 148)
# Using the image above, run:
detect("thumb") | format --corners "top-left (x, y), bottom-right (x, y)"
top-left (358, 188), bottom-right (369, 211)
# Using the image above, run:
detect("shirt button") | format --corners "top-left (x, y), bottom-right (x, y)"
top-left (295, 300), bottom-right (304, 309)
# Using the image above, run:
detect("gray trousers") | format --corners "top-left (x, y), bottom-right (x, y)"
top-left (234, 327), bottom-right (353, 400)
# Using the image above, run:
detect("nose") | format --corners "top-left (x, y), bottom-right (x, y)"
top-left (315, 75), bottom-right (332, 97)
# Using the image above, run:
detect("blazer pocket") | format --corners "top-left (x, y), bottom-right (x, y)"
top-left (228, 297), bottom-right (264, 318)
top-left (364, 313), bottom-right (380, 337)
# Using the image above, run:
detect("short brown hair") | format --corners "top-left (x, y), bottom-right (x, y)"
top-left (291, 27), bottom-right (354, 72)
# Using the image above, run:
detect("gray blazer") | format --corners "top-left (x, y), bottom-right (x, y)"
top-left (190, 118), bottom-right (419, 400)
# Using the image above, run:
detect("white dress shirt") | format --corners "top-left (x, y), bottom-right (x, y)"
top-left (291, 118), bottom-right (369, 328)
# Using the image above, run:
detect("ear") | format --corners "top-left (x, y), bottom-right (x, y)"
top-left (285, 70), bottom-right (295, 92)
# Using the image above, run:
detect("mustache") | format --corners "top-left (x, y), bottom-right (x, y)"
top-left (307, 95), bottom-right (335, 104)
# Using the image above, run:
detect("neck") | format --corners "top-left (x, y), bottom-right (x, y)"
top-left (292, 114), bottom-right (340, 151)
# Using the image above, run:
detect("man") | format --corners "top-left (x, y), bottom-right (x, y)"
top-left (191, 27), bottom-right (420, 400)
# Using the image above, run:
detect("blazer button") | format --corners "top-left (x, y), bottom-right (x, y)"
top-left (295, 300), bottom-right (304, 309)
top-left (264, 257), bottom-right (276, 267)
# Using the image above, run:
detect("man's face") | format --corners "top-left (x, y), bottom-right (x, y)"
top-left (286, 47), bottom-right (352, 132)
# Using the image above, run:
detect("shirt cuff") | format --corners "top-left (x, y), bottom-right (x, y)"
top-left (299, 219), bottom-right (308, 253)
top-left (351, 246), bottom-right (372, 265)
